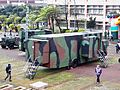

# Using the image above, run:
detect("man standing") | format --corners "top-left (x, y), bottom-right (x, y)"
top-left (95, 65), bottom-right (102, 85)
top-left (4, 64), bottom-right (12, 82)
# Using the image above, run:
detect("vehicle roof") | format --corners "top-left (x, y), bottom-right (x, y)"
top-left (33, 30), bottom-right (102, 38)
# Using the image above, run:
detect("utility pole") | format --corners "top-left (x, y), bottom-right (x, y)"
top-left (84, 0), bottom-right (87, 30)
top-left (25, 1), bottom-right (29, 41)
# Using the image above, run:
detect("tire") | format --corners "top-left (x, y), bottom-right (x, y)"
top-left (8, 44), bottom-right (14, 49)
top-left (72, 59), bottom-right (78, 68)
top-left (118, 58), bottom-right (120, 63)
top-left (1, 44), bottom-right (6, 48)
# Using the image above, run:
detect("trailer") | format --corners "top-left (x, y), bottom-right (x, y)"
top-left (26, 30), bottom-right (108, 69)
top-left (19, 29), bottom-right (52, 51)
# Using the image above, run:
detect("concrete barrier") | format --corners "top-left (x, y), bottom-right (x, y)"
top-left (14, 86), bottom-right (26, 90)
top-left (30, 81), bottom-right (48, 90)
top-left (0, 84), bottom-right (13, 90)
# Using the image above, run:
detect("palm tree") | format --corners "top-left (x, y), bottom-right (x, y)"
top-left (87, 17), bottom-right (96, 31)
top-left (36, 5), bottom-right (62, 33)
top-left (0, 15), bottom-right (7, 24)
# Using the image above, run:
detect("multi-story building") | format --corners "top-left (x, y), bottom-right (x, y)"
top-left (1, 0), bottom-right (120, 36)
top-left (45, 0), bottom-right (120, 36)
top-left (0, 0), bottom-right (46, 6)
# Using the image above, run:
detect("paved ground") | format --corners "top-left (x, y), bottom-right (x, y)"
top-left (0, 38), bottom-right (120, 89)
top-left (0, 47), bottom-right (25, 61)
top-left (67, 41), bottom-right (120, 89)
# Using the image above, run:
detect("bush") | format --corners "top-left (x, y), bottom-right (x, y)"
top-left (65, 29), bottom-right (72, 33)
top-left (73, 30), bottom-right (78, 32)
top-left (78, 28), bottom-right (85, 32)
top-left (9, 24), bottom-right (14, 30)
top-left (17, 25), bottom-right (21, 31)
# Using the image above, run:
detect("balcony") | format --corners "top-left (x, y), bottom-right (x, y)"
top-left (0, 0), bottom-right (7, 3)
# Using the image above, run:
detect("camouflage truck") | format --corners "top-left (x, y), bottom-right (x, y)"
top-left (19, 29), bottom-right (52, 51)
top-left (26, 31), bottom-right (108, 69)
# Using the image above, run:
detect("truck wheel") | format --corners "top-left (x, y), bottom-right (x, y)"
top-left (1, 45), bottom-right (6, 48)
top-left (8, 44), bottom-right (14, 49)
top-left (118, 58), bottom-right (120, 63)
top-left (72, 59), bottom-right (78, 68)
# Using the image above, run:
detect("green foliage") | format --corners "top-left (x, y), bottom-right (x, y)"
top-left (28, 25), bottom-right (33, 30)
top-left (16, 25), bottom-right (21, 31)
top-left (38, 5), bottom-right (60, 21)
top-left (87, 17), bottom-right (96, 29)
top-left (14, 16), bottom-right (21, 24)
top-left (65, 29), bottom-right (72, 33)
top-left (21, 17), bottom-right (26, 23)
top-left (9, 24), bottom-right (14, 29)
top-left (78, 28), bottom-right (85, 32)
top-left (6, 18), bottom-right (12, 25)
top-left (0, 15), bottom-right (7, 23)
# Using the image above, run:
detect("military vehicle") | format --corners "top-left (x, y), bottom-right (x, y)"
top-left (19, 29), bottom-right (52, 51)
top-left (26, 30), bottom-right (109, 69)
top-left (0, 34), bottom-right (19, 49)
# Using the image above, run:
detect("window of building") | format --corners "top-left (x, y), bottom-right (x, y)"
top-left (87, 5), bottom-right (93, 8)
top-left (79, 9), bottom-right (84, 14)
top-left (98, 9), bottom-right (103, 14)
top-left (93, 9), bottom-right (98, 14)
top-left (87, 9), bottom-right (93, 14)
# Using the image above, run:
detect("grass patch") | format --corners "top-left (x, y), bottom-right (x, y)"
top-left (40, 72), bottom-right (75, 87)
top-left (0, 55), bottom-right (76, 88)
top-left (46, 76), bottom-right (94, 90)
top-left (108, 57), bottom-right (118, 64)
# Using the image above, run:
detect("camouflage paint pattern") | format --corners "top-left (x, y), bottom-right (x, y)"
top-left (19, 29), bottom-right (52, 51)
top-left (26, 31), bottom-right (107, 68)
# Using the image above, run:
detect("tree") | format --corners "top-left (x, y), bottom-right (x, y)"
top-left (14, 16), bottom-right (21, 24)
top-left (0, 15), bottom-right (7, 29)
top-left (36, 5), bottom-right (62, 33)
top-left (0, 15), bottom-right (7, 23)
top-left (29, 11), bottom-right (39, 29)
top-left (87, 17), bottom-right (96, 30)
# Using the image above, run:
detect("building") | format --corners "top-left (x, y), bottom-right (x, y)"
top-left (44, 0), bottom-right (120, 37)
top-left (1, 0), bottom-right (120, 37)
top-left (0, 0), bottom-right (46, 6)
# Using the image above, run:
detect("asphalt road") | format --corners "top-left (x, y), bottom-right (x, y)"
top-left (0, 47), bottom-right (26, 61)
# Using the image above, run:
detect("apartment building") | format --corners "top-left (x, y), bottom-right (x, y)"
top-left (45, 0), bottom-right (120, 36)
top-left (0, 0), bottom-right (46, 6)
top-left (0, 0), bottom-right (120, 36)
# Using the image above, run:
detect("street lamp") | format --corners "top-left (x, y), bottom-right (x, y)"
top-left (25, 4), bottom-right (29, 41)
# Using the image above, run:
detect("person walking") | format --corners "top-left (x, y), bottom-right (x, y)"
top-left (4, 64), bottom-right (12, 82)
top-left (95, 65), bottom-right (102, 85)
top-left (116, 41), bottom-right (120, 53)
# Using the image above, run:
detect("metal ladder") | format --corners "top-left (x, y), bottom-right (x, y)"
top-left (97, 50), bottom-right (108, 68)
top-left (23, 56), bottom-right (32, 72)
top-left (24, 57), bottom-right (40, 80)
top-left (25, 63), bottom-right (40, 80)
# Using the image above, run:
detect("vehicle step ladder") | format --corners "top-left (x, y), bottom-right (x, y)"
top-left (25, 57), bottom-right (40, 80)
